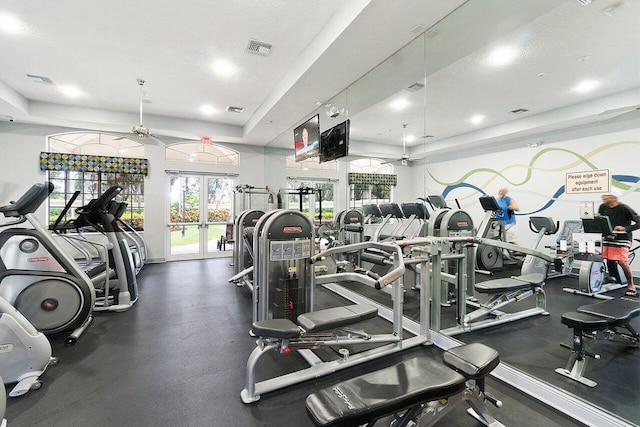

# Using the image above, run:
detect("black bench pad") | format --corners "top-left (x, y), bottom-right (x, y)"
top-left (251, 304), bottom-right (378, 339)
top-left (561, 312), bottom-right (609, 330)
top-left (305, 356), bottom-right (466, 426)
top-left (475, 273), bottom-right (543, 294)
top-left (443, 343), bottom-right (500, 380)
top-left (298, 304), bottom-right (377, 332)
top-left (252, 318), bottom-right (300, 339)
top-left (577, 298), bottom-right (640, 326)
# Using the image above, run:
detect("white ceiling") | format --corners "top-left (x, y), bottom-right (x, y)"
top-left (0, 0), bottom-right (639, 160)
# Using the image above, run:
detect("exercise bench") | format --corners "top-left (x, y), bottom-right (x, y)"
top-left (305, 343), bottom-right (504, 426)
top-left (556, 297), bottom-right (640, 387)
top-left (242, 303), bottom-right (391, 403)
top-left (451, 273), bottom-right (548, 334)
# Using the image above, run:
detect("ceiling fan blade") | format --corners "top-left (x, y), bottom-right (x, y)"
top-left (147, 135), bottom-right (166, 146)
top-left (598, 104), bottom-right (640, 116)
top-left (600, 108), bottom-right (640, 124)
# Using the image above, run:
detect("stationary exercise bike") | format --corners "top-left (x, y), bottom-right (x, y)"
top-left (0, 295), bottom-right (57, 397)
top-left (0, 182), bottom-right (95, 344)
top-left (563, 215), bottom-right (636, 299)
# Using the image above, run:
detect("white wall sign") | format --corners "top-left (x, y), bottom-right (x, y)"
top-left (565, 169), bottom-right (610, 194)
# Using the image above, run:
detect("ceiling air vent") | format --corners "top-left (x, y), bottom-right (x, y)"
top-left (26, 74), bottom-right (55, 84)
top-left (510, 108), bottom-right (529, 114)
top-left (226, 106), bottom-right (245, 114)
top-left (574, 0), bottom-right (592, 5)
top-left (405, 82), bottom-right (425, 92)
top-left (245, 40), bottom-right (272, 56)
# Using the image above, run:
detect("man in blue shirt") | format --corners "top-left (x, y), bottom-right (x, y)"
top-left (495, 187), bottom-right (519, 245)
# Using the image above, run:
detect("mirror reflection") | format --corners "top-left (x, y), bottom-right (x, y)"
top-left (268, 0), bottom-right (639, 425)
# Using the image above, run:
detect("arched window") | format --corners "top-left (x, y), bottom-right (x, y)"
top-left (165, 142), bottom-right (239, 165)
top-left (285, 154), bottom-right (336, 171)
top-left (48, 132), bottom-right (145, 158)
top-left (349, 158), bottom-right (393, 174)
top-left (45, 133), bottom-right (146, 228)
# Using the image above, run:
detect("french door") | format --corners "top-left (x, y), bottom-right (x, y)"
top-left (167, 173), bottom-right (234, 260)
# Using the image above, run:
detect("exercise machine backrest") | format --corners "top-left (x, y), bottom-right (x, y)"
top-left (529, 216), bottom-right (559, 235)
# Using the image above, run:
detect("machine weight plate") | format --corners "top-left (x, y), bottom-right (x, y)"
top-left (314, 256), bottom-right (338, 276)
top-left (477, 245), bottom-right (502, 270)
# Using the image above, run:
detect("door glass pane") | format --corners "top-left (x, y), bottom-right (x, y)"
top-left (170, 224), bottom-right (201, 256)
top-left (169, 176), bottom-right (201, 256)
top-left (206, 177), bottom-right (234, 254)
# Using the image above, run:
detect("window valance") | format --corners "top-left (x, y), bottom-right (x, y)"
top-left (348, 172), bottom-right (397, 186)
top-left (39, 152), bottom-right (148, 175)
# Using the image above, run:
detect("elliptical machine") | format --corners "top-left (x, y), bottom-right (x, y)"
top-left (0, 182), bottom-right (95, 345)
top-left (54, 186), bottom-right (139, 312)
top-left (0, 295), bottom-right (57, 397)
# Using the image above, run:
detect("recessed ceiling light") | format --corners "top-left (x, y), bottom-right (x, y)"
top-left (211, 59), bottom-right (236, 77)
top-left (389, 98), bottom-right (410, 111)
top-left (577, 55), bottom-right (591, 62)
top-left (470, 114), bottom-right (485, 124)
top-left (405, 135), bottom-right (416, 143)
top-left (59, 85), bottom-right (83, 98)
top-left (0, 13), bottom-right (23, 35)
top-left (200, 105), bottom-right (217, 116)
top-left (486, 46), bottom-right (518, 67)
top-left (573, 79), bottom-right (600, 93)
top-left (537, 72), bottom-right (547, 78)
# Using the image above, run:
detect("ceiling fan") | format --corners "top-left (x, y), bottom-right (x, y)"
top-left (599, 104), bottom-right (640, 124)
top-left (382, 124), bottom-right (417, 166)
top-left (115, 79), bottom-right (163, 145)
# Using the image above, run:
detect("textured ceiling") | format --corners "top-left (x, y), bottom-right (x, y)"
top-left (0, 0), bottom-right (638, 159)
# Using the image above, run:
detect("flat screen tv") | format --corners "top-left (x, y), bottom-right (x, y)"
top-left (294, 114), bottom-right (320, 162)
top-left (320, 119), bottom-right (349, 163)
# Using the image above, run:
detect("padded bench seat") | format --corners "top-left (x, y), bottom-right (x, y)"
top-left (578, 298), bottom-right (640, 324)
top-left (251, 304), bottom-right (378, 339)
top-left (556, 297), bottom-right (640, 387)
top-left (475, 273), bottom-right (544, 294)
top-left (306, 343), bottom-right (499, 427)
top-left (560, 312), bottom-right (609, 331)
